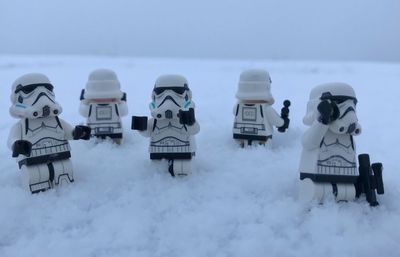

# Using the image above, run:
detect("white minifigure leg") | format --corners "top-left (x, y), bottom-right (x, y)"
top-left (236, 139), bottom-right (267, 148)
top-left (113, 138), bottom-right (122, 145)
top-left (299, 178), bottom-right (331, 203)
top-left (172, 159), bottom-right (192, 176)
top-left (21, 164), bottom-right (51, 193)
top-left (52, 159), bottom-right (74, 186)
top-left (336, 183), bottom-right (356, 202)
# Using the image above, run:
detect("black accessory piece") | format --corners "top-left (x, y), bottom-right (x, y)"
top-left (12, 140), bottom-right (32, 157)
top-left (73, 125), bottom-right (91, 140)
top-left (179, 108), bottom-right (195, 126)
top-left (355, 154), bottom-right (384, 207)
top-left (278, 100), bottom-right (291, 133)
top-left (131, 116), bottom-right (148, 131)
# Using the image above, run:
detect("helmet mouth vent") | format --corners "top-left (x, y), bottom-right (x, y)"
top-left (42, 106), bottom-right (50, 117)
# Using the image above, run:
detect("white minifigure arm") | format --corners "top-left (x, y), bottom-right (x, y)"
top-left (79, 102), bottom-right (91, 117)
top-left (301, 121), bottom-right (329, 150)
top-left (233, 103), bottom-right (239, 116)
top-left (58, 118), bottom-right (75, 140)
top-left (7, 123), bottom-right (22, 149)
top-left (186, 121), bottom-right (200, 135)
top-left (118, 101), bottom-right (128, 117)
top-left (138, 117), bottom-right (154, 138)
top-left (264, 106), bottom-right (284, 127)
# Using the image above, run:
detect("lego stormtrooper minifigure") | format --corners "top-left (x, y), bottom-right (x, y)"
top-left (233, 69), bottom-right (290, 147)
top-left (131, 74), bottom-right (200, 176)
top-left (8, 73), bottom-right (91, 193)
top-left (79, 69), bottom-right (128, 144)
top-left (299, 83), bottom-right (384, 205)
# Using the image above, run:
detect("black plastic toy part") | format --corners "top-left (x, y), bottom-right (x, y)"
top-left (79, 89), bottom-right (85, 100)
top-left (317, 100), bottom-right (339, 125)
top-left (131, 116), bottom-right (148, 131)
top-left (277, 100), bottom-right (291, 133)
top-left (73, 125), bottom-right (91, 140)
top-left (12, 140), bottom-right (32, 157)
top-left (356, 154), bottom-right (384, 207)
top-left (179, 108), bottom-right (196, 126)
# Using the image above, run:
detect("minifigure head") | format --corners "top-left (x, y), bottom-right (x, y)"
top-left (81, 69), bottom-right (123, 103)
top-left (303, 82), bottom-right (361, 135)
top-left (10, 73), bottom-right (62, 119)
top-left (150, 74), bottom-right (194, 119)
top-left (236, 69), bottom-right (274, 104)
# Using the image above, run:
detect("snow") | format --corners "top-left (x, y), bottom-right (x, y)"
top-left (1, 55), bottom-right (400, 257)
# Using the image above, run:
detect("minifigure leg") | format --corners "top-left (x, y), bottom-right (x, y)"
top-left (299, 178), bottom-right (330, 203)
top-left (235, 139), bottom-right (247, 148)
top-left (21, 164), bottom-right (51, 194)
top-left (336, 183), bottom-right (356, 202)
top-left (53, 159), bottom-right (74, 186)
top-left (173, 159), bottom-right (192, 176)
top-left (113, 138), bottom-right (122, 145)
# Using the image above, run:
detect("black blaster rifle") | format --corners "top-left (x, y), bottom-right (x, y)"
top-left (356, 154), bottom-right (384, 206)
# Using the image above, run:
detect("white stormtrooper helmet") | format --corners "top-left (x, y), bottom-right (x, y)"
top-left (10, 73), bottom-right (62, 119)
top-left (149, 74), bottom-right (194, 119)
top-left (236, 69), bottom-right (275, 104)
top-left (82, 69), bottom-right (123, 100)
top-left (303, 82), bottom-right (361, 135)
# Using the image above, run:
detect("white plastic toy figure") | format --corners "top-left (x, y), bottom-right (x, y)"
top-left (299, 82), bottom-right (384, 206)
top-left (79, 69), bottom-right (128, 144)
top-left (131, 74), bottom-right (200, 176)
top-left (233, 69), bottom-right (290, 147)
top-left (8, 73), bottom-right (91, 193)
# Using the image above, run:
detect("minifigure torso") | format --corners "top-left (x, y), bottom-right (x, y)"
top-left (317, 130), bottom-right (357, 177)
top-left (18, 117), bottom-right (71, 167)
top-left (86, 102), bottom-right (123, 138)
top-left (233, 103), bottom-right (273, 141)
top-left (149, 118), bottom-right (195, 159)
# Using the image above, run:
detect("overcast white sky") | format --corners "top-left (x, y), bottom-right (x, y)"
top-left (0, 0), bottom-right (399, 62)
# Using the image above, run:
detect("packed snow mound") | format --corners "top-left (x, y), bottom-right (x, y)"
top-left (1, 56), bottom-right (399, 257)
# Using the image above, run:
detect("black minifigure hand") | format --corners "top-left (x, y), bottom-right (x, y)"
top-left (73, 125), bottom-right (91, 140)
top-left (12, 140), bottom-right (32, 157)
top-left (131, 116), bottom-right (148, 131)
top-left (278, 118), bottom-right (290, 133)
top-left (179, 108), bottom-right (196, 126)
top-left (317, 100), bottom-right (339, 125)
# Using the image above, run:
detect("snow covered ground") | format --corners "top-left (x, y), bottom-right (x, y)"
top-left (0, 56), bottom-right (399, 257)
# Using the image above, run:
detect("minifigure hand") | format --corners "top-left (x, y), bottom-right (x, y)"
top-left (73, 125), bottom-right (91, 140)
top-left (12, 140), bottom-right (32, 157)
top-left (278, 118), bottom-right (290, 133)
top-left (179, 108), bottom-right (196, 126)
top-left (131, 116), bottom-right (148, 131)
top-left (317, 100), bottom-right (338, 125)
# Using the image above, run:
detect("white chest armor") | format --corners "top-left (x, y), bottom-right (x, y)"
top-left (233, 103), bottom-right (272, 141)
top-left (87, 103), bottom-right (122, 137)
top-left (317, 131), bottom-right (357, 177)
top-left (149, 119), bottom-right (194, 160)
top-left (19, 117), bottom-right (71, 167)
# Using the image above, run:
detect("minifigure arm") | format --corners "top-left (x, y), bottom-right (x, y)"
top-left (79, 102), bottom-right (91, 118)
top-left (233, 103), bottom-right (239, 116)
top-left (7, 123), bottom-right (22, 150)
top-left (186, 121), bottom-right (200, 135)
top-left (264, 106), bottom-right (284, 127)
top-left (58, 118), bottom-right (75, 140)
top-left (138, 117), bottom-right (154, 138)
top-left (117, 101), bottom-right (128, 117)
top-left (301, 121), bottom-right (329, 150)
